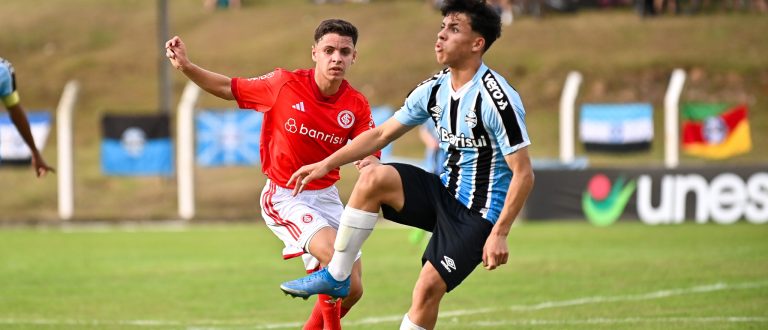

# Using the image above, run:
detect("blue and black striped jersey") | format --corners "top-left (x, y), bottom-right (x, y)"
top-left (0, 57), bottom-right (17, 97)
top-left (0, 57), bottom-right (20, 107)
top-left (393, 63), bottom-right (530, 224)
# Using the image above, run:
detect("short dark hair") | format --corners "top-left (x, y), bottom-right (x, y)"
top-left (440, 0), bottom-right (501, 52)
top-left (314, 19), bottom-right (358, 46)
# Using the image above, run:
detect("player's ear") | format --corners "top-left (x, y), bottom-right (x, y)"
top-left (472, 37), bottom-right (485, 53)
top-left (311, 44), bottom-right (318, 62)
top-left (352, 49), bottom-right (357, 64)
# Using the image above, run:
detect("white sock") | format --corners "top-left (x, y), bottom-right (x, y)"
top-left (327, 207), bottom-right (378, 281)
top-left (400, 314), bottom-right (426, 330)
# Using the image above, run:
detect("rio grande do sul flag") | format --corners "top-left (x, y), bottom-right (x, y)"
top-left (681, 103), bottom-right (751, 159)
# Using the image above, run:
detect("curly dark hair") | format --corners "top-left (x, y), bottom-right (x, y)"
top-left (440, 0), bottom-right (501, 52)
top-left (314, 19), bottom-right (358, 46)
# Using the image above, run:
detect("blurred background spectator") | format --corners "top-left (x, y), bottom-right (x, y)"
top-left (426, 0), bottom-right (444, 10)
top-left (489, 0), bottom-right (515, 25)
top-left (204, 0), bottom-right (240, 11)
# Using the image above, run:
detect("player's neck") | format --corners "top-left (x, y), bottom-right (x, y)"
top-left (449, 57), bottom-right (482, 91)
top-left (314, 73), bottom-right (343, 97)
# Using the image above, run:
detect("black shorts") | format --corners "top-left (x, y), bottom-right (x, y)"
top-left (381, 163), bottom-right (493, 292)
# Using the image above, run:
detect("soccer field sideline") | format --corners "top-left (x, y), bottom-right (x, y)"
top-left (1, 280), bottom-right (765, 329)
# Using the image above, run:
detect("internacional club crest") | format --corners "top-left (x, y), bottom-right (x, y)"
top-left (337, 110), bottom-right (355, 129)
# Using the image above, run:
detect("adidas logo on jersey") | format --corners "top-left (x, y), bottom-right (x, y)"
top-left (292, 102), bottom-right (306, 112)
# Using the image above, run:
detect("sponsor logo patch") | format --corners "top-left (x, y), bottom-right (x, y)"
top-left (249, 72), bottom-right (275, 81)
top-left (284, 118), bottom-right (298, 133)
top-left (429, 105), bottom-right (443, 121)
top-left (439, 127), bottom-right (487, 148)
top-left (291, 101), bottom-right (306, 112)
top-left (284, 118), bottom-right (345, 145)
top-left (482, 70), bottom-right (511, 111)
top-left (440, 255), bottom-right (457, 273)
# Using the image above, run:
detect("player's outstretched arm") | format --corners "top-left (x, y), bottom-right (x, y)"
top-left (165, 36), bottom-right (234, 100)
top-left (288, 118), bottom-right (412, 196)
top-left (7, 103), bottom-right (55, 177)
top-left (482, 147), bottom-right (534, 270)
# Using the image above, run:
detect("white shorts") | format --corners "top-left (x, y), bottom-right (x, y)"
top-left (260, 179), bottom-right (359, 271)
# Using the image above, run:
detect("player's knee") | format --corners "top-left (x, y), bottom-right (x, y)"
top-left (306, 228), bottom-right (336, 264)
top-left (416, 278), bottom-right (443, 296)
top-left (412, 285), bottom-right (442, 308)
top-left (356, 165), bottom-right (392, 195)
top-left (412, 274), bottom-right (446, 306)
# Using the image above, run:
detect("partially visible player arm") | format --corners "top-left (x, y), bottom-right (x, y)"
top-left (350, 100), bottom-right (383, 171)
top-left (289, 118), bottom-right (413, 195)
top-left (165, 36), bottom-right (233, 100)
top-left (482, 147), bottom-right (534, 270)
top-left (6, 102), bottom-right (55, 177)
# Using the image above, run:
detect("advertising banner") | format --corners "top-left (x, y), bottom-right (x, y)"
top-left (101, 114), bottom-right (173, 176)
top-left (196, 109), bottom-right (262, 167)
top-left (526, 166), bottom-right (768, 225)
top-left (0, 111), bottom-right (51, 165)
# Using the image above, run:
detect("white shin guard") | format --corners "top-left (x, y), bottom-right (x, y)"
top-left (327, 207), bottom-right (378, 281)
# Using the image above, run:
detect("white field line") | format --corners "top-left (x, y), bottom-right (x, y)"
top-left (469, 316), bottom-right (768, 327)
top-left (347, 281), bottom-right (768, 325)
top-left (0, 281), bottom-right (765, 329)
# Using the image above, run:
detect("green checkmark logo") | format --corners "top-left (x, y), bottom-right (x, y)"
top-left (582, 174), bottom-right (636, 226)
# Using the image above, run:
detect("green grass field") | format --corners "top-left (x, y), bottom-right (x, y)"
top-left (0, 221), bottom-right (766, 329)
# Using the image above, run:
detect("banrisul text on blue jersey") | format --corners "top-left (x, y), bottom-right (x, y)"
top-left (439, 127), bottom-right (488, 148)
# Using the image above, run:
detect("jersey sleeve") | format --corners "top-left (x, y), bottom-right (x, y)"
top-left (483, 87), bottom-right (531, 156)
top-left (0, 64), bottom-right (20, 107)
top-left (230, 69), bottom-right (284, 112)
top-left (349, 96), bottom-right (382, 159)
top-left (393, 82), bottom-right (432, 127)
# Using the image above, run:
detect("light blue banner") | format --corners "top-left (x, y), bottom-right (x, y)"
top-left (196, 109), bottom-right (262, 167)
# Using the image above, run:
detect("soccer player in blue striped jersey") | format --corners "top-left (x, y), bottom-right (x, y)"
top-left (0, 57), bottom-right (54, 177)
top-left (281, 1), bottom-right (534, 329)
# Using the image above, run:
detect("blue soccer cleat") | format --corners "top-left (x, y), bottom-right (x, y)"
top-left (280, 267), bottom-right (350, 299)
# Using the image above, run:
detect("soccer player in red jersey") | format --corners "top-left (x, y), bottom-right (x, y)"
top-left (166, 19), bottom-right (378, 330)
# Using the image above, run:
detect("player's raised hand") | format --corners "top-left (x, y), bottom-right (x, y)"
top-left (165, 36), bottom-right (189, 70)
top-left (482, 234), bottom-right (509, 270)
top-left (287, 161), bottom-right (331, 196)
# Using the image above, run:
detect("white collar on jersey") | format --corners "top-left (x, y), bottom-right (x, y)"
top-left (449, 63), bottom-right (487, 100)
top-left (450, 79), bottom-right (473, 100)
